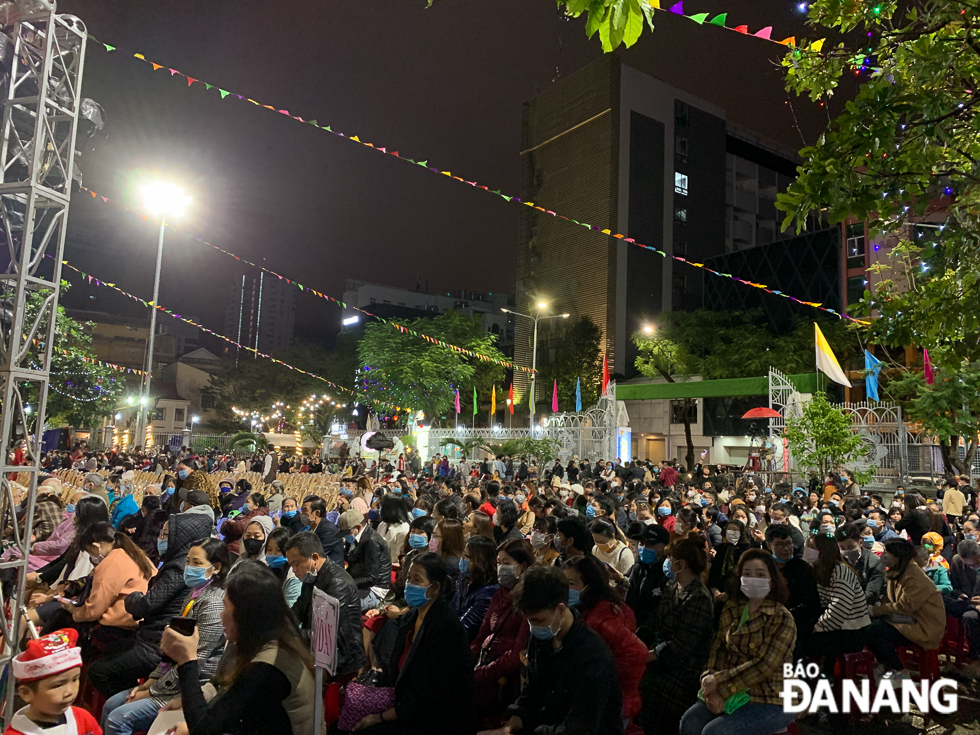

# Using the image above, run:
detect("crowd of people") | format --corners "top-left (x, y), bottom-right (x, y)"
top-left (4, 440), bottom-right (980, 735)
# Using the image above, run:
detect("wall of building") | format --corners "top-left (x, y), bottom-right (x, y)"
top-left (160, 362), bottom-right (215, 427)
top-left (84, 321), bottom-right (175, 372)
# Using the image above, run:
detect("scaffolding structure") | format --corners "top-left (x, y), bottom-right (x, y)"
top-left (0, 3), bottom-right (86, 723)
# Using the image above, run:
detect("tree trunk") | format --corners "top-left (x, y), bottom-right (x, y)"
top-left (939, 437), bottom-right (963, 481)
top-left (683, 398), bottom-right (696, 473)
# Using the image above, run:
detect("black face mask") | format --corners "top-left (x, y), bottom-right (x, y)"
top-left (243, 538), bottom-right (264, 556)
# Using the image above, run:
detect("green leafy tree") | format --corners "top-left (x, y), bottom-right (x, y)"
top-left (357, 311), bottom-right (505, 420)
top-left (634, 310), bottom-right (852, 470)
top-left (783, 392), bottom-right (875, 484)
top-left (22, 286), bottom-right (125, 428)
top-left (540, 316), bottom-right (603, 412)
top-left (228, 430), bottom-right (266, 452)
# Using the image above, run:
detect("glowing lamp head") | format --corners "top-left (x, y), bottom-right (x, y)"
top-left (142, 182), bottom-right (190, 217)
top-left (536, 301), bottom-right (548, 310)
top-left (643, 325), bottom-right (655, 335)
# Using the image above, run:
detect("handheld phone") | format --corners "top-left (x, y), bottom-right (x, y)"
top-left (169, 616), bottom-right (197, 636)
top-left (52, 595), bottom-right (79, 606)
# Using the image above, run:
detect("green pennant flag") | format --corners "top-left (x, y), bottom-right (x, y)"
top-left (204, 83), bottom-right (213, 90)
top-left (219, 89), bottom-right (230, 99)
top-left (709, 13), bottom-right (727, 26)
top-left (324, 126), bottom-right (332, 132)
top-left (104, 44), bottom-right (116, 52)
top-left (308, 120), bottom-right (318, 126)
top-left (690, 13), bottom-right (709, 23)
top-left (473, 387), bottom-right (478, 416)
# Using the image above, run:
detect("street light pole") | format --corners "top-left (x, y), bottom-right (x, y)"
top-left (137, 218), bottom-right (166, 450)
top-left (502, 304), bottom-right (569, 429)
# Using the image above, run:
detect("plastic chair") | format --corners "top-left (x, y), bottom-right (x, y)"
top-left (833, 648), bottom-right (878, 725)
top-left (941, 615), bottom-right (970, 665)
top-left (897, 644), bottom-right (941, 682)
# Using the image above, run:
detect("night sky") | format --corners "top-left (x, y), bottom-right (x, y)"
top-left (58, 0), bottom-right (832, 348)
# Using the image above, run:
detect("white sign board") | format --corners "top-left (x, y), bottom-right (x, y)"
top-left (311, 588), bottom-right (340, 675)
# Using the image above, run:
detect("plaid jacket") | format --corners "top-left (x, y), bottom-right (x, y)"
top-left (706, 598), bottom-right (797, 705)
top-left (148, 581), bottom-right (226, 705)
top-left (31, 497), bottom-right (64, 543)
top-left (646, 577), bottom-right (716, 709)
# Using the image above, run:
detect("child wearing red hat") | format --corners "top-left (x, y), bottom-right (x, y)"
top-left (4, 629), bottom-right (101, 735)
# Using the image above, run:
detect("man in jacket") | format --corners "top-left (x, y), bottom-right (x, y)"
top-left (283, 531), bottom-right (367, 678)
top-left (262, 443), bottom-right (278, 485)
top-left (625, 524), bottom-right (670, 645)
top-left (503, 566), bottom-right (623, 735)
top-left (338, 509), bottom-right (391, 610)
top-left (301, 496), bottom-right (343, 565)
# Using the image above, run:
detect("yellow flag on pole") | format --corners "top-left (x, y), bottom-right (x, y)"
top-left (815, 323), bottom-right (851, 387)
top-left (491, 385), bottom-right (496, 416)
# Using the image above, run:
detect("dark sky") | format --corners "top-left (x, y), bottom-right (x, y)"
top-left (58, 0), bottom-right (831, 347)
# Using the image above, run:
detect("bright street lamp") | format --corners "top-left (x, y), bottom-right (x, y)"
top-left (135, 182), bottom-right (189, 447)
top-left (502, 302), bottom-right (570, 426)
top-left (642, 324), bottom-right (655, 335)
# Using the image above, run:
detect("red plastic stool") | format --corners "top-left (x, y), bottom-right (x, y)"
top-left (834, 649), bottom-right (877, 725)
top-left (942, 615), bottom-right (970, 664)
top-left (897, 644), bottom-right (941, 681)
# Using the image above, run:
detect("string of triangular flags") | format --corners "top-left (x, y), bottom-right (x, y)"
top-left (88, 34), bottom-right (858, 325)
top-left (651, 1), bottom-right (803, 47)
top-left (55, 258), bottom-right (411, 414)
top-left (31, 335), bottom-right (147, 376)
top-left (76, 187), bottom-right (532, 373)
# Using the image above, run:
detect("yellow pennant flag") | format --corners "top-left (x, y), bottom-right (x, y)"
top-left (815, 323), bottom-right (851, 387)
top-left (491, 385), bottom-right (496, 416)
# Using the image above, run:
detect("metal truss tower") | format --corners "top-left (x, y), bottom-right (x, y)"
top-left (0, 2), bottom-right (86, 722)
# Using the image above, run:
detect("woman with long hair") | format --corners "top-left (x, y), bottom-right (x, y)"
top-left (161, 561), bottom-right (315, 734)
top-left (450, 535), bottom-right (499, 640)
top-left (564, 554), bottom-right (647, 730)
top-left (377, 494), bottom-right (410, 565)
top-left (432, 518), bottom-right (465, 584)
top-left (462, 510), bottom-right (495, 543)
top-left (707, 519), bottom-right (751, 607)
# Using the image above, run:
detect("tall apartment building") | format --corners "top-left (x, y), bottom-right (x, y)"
top-left (515, 55), bottom-right (803, 399)
top-left (222, 271), bottom-right (296, 359)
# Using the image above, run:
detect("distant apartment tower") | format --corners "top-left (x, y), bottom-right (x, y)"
top-left (222, 271), bottom-right (295, 359)
top-left (515, 55), bottom-right (802, 399)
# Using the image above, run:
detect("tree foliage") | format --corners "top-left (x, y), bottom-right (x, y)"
top-left (783, 392), bottom-right (875, 484)
top-left (23, 286), bottom-right (125, 428)
top-left (357, 311), bottom-right (506, 420)
top-left (540, 316), bottom-right (603, 412)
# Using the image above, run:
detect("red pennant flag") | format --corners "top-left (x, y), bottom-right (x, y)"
top-left (924, 349), bottom-right (935, 385)
top-left (602, 352), bottom-right (610, 394)
top-left (508, 383), bottom-right (515, 414)
top-left (186, 77), bottom-right (197, 86)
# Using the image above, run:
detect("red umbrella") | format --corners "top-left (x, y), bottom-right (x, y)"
top-left (741, 407), bottom-right (782, 419)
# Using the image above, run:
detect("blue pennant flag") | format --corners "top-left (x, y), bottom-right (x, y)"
top-left (575, 377), bottom-right (582, 412)
top-left (864, 350), bottom-right (883, 402)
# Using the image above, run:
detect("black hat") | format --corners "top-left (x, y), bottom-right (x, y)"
top-left (178, 488), bottom-right (210, 506)
top-left (638, 524), bottom-right (670, 547)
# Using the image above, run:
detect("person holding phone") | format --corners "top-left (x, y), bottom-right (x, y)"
top-left (100, 538), bottom-right (230, 735)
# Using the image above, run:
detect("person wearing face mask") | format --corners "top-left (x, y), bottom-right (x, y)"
top-left (100, 538), bottom-right (229, 735)
top-left (866, 539), bottom-right (945, 679)
top-left (479, 565), bottom-right (621, 735)
top-left (221, 493), bottom-right (269, 556)
top-left (529, 516), bottom-right (560, 566)
top-left (681, 550), bottom-right (797, 735)
top-left (867, 509), bottom-right (899, 543)
top-left (338, 509), bottom-right (391, 611)
top-left (766, 525), bottom-right (820, 661)
top-left (356, 553), bottom-right (473, 735)
top-left (644, 533), bottom-right (715, 735)
top-left (798, 534), bottom-right (871, 672)
top-left (493, 498), bottom-right (523, 546)
top-left (471, 538), bottom-right (534, 726)
top-left (946, 539), bottom-right (980, 675)
top-left (61, 522), bottom-right (153, 661)
top-left (625, 524), bottom-right (671, 644)
top-left (656, 499), bottom-right (677, 534)
top-left (283, 531), bottom-right (368, 677)
top-left (834, 522), bottom-right (886, 605)
top-left (959, 517), bottom-right (979, 544)
top-left (88, 511), bottom-right (213, 697)
top-left (563, 555), bottom-right (646, 730)
top-left (764, 504), bottom-right (804, 556)
top-left (708, 520), bottom-right (751, 607)
top-left (450, 535), bottom-right (499, 641)
top-left (298, 496), bottom-right (343, 565)
top-left (264, 527), bottom-right (303, 607)
top-left (914, 545), bottom-right (953, 594)
top-left (590, 518), bottom-right (635, 578)
top-left (233, 516), bottom-right (276, 571)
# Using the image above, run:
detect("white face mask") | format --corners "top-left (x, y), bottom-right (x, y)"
top-left (726, 530), bottom-right (742, 544)
top-left (740, 576), bottom-right (771, 600)
top-left (803, 546), bottom-right (820, 564)
top-left (529, 531), bottom-right (548, 549)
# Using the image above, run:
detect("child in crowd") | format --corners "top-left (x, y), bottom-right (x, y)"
top-left (5, 628), bottom-right (101, 735)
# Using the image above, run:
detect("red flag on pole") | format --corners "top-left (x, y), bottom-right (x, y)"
top-left (924, 349), bottom-right (935, 385)
top-left (508, 383), bottom-right (514, 414)
top-left (552, 380), bottom-right (559, 413)
top-left (602, 353), bottom-right (610, 394)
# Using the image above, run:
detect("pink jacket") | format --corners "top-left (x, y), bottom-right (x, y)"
top-left (27, 514), bottom-right (75, 571)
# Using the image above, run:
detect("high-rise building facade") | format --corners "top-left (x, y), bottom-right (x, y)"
top-left (222, 271), bottom-right (296, 359)
top-left (515, 55), bottom-right (802, 399)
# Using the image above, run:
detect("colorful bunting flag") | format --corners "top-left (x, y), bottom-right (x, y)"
top-left (552, 380), bottom-right (559, 413)
top-left (575, 377), bottom-right (582, 412)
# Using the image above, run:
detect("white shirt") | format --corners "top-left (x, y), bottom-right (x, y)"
top-left (594, 541), bottom-right (635, 576)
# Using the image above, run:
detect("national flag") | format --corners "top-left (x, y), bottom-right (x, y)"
top-left (508, 383), bottom-right (514, 414)
top-left (923, 349), bottom-right (934, 385)
top-left (575, 377), bottom-right (582, 412)
top-left (864, 350), bottom-right (882, 402)
top-left (602, 353), bottom-right (610, 394)
top-left (552, 380), bottom-right (559, 412)
top-left (814, 323), bottom-right (851, 387)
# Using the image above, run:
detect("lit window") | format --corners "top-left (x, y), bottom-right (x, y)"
top-left (674, 207), bottom-right (687, 224)
top-left (674, 172), bottom-right (688, 196)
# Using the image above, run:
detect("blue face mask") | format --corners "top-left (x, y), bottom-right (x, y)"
top-left (638, 545), bottom-right (658, 565)
top-left (862, 536), bottom-right (875, 549)
top-left (567, 587), bottom-right (581, 607)
top-left (345, 534), bottom-right (356, 545)
top-left (700, 498), bottom-right (708, 506)
top-left (178, 469), bottom-right (189, 480)
top-left (65, 504), bottom-right (76, 514)
top-left (657, 506), bottom-right (671, 517)
top-left (528, 609), bottom-right (561, 641)
top-left (772, 553), bottom-right (788, 564)
top-left (966, 534), bottom-right (978, 541)
top-left (458, 557), bottom-right (470, 576)
top-left (662, 558), bottom-right (676, 580)
top-left (157, 539), bottom-right (168, 556)
top-left (341, 489), bottom-right (353, 497)
top-left (866, 519), bottom-right (879, 528)
top-left (281, 510), bottom-right (297, 521)
top-left (404, 582), bottom-right (430, 608)
top-left (183, 565), bottom-right (210, 589)
top-left (219, 485), bottom-right (232, 494)
top-left (412, 508), bottom-right (426, 519)
top-left (828, 499), bottom-right (839, 507)
top-left (266, 554), bottom-right (288, 569)
top-left (585, 505), bottom-right (596, 519)
top-left (408, 534), bottom-right (428, 550)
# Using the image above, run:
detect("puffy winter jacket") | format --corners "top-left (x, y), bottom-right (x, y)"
top-left (222, 506), bottom-right (270, 555)
top-left (471, 586), bottom-right (529, 689)
top-left (451, 579), bottom-right (500, 641)
top-left (124, 512), bottom-right (213, 645)
top-left (344, 525), bottom-right (391, 595)
top-left (291, 557), bottom-right (367, 676)
top-left (581, 599), bottom-right (647, 720)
